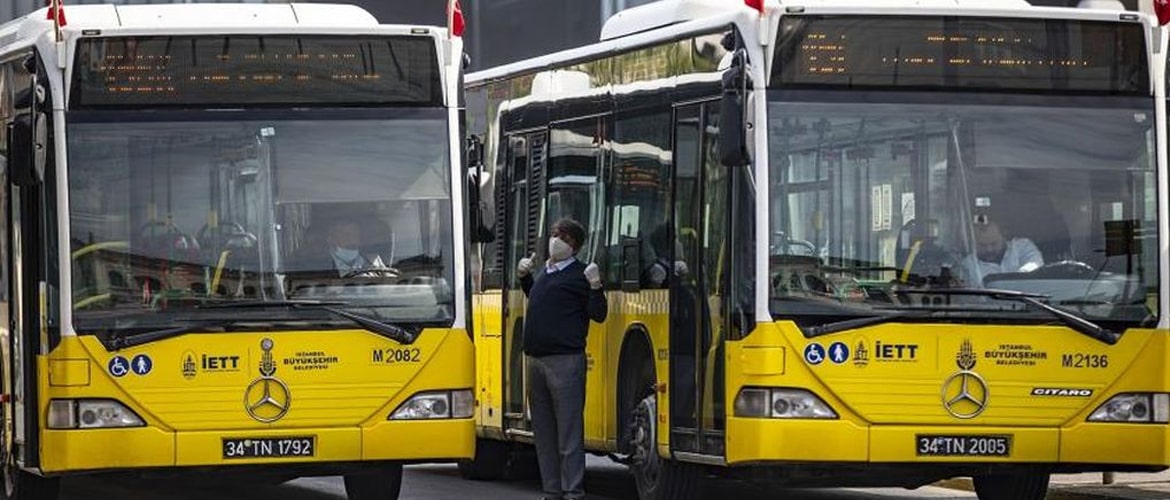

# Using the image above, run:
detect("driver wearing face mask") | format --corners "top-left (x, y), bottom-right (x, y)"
top-left (326, 219), bottom-right (390, 277)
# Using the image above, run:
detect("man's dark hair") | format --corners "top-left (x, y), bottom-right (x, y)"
top-left (551, 218), bottom-right (587, 251)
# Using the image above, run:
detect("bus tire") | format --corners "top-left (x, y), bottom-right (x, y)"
top-left (2, 465), bottom-right (59, 500)
top-left (973, 472), bottom-right (1049, 500)
top-left (343, 463), bottom-right (403, 500)
top-left (504, 445), bottom-right (541, 480)
top-left (457, 438), bottom-right (509, 480)
top-left (629, 394), bottom-right (699, 500)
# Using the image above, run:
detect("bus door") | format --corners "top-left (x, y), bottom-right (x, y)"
top-left (501, 130), bottom-right (547, 435)
top-left (669, 102), bottom-right (727, 457)
top-left (5, 56), bottom-right (52, 470)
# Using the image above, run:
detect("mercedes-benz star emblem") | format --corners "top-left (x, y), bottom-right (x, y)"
top-left (941, 370), bottom-right (989, 419)
top-left (244, 338), bottom-right (291, 422)
top-left (941, 339), bottom-right (989, 419)
top-left (244, 377), bottom-right (291, 423)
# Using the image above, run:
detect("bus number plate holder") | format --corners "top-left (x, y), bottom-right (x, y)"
top-left (222, 436), bottom-right (316, 459)
top-left (915, 434), bottom-right (1011, 457)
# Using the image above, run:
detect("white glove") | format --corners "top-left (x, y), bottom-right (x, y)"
top-left (673, 260), bottom-right (689, 276)
top-left (517, 253), bottom-right (535, 277)
top-left (583, 263), bottom-right (601, 289)
top-left (648, 264), bottom-right (667, 286)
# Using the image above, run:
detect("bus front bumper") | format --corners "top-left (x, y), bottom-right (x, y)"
top-left (39, 418), bottom-right (474, 473)
top-left (725, 417), bottom-right (1170, 469)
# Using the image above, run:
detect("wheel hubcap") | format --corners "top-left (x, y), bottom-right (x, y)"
top-left (631, 395), bottom-right (660, 488)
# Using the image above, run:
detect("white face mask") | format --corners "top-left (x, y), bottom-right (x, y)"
top-left (548, 237), bottom-right (573, 262)
top-left (334, 246), bottom-right (360, 263)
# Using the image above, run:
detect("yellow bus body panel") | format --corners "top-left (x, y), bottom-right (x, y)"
top-left (724, 321), bottom-right (1170, 466)
top-left (471, 288), bottom-right (1169, 470)
top-left (39, 328), bottom-right (474, 473)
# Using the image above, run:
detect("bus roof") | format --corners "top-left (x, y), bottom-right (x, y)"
top-left (0, 3), bottom-right (441, 53)
top-left (602, 0), bottom-right (1032, 41)
top-left (469, 0), bottom-right (1145, 86)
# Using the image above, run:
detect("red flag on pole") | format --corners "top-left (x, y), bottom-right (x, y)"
top-left (1156, 0), bottom-right (1170, 25)
top-left (46, 0), bottom-right (67, 27)
top-left (447, 0), bottom-right (465, 38)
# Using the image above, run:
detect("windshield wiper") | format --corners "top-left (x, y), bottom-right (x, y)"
top-left (103, 322), bottom-right (227, 352)
top-left (198, 300), bottom-right (418, 345)
top-left (901, 288), bottom-right (1120, 345)
top-left (803, 311), bottom-right (933, 338)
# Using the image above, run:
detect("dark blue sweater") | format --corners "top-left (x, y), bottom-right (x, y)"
top-left (521, 259), bottom-right (608, 357)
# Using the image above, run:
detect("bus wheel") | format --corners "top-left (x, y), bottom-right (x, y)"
top-left (2, 464), bottom-right (59, 500)
top-left (457, 438), bottom-right (508, 480)
top-left (629, 394), bottom-right (698, 500)
top-left (973, 472), bottom-right (1049, 500)
top-left (343, 463), bottom-right (403, 500)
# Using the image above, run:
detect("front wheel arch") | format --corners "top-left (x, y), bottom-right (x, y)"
top-left (616, 325), bottom-right (655, 453)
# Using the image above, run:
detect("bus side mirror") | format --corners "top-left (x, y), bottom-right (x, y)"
top-left (466, 134), bottom-right (494, 243)
top-left (9, 111), bottom-right (46, 186)
top-left (719, 53), bottom-right (750, 168)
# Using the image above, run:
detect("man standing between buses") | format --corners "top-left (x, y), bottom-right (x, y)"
top-left (517, 218), bottom-right (608, 500)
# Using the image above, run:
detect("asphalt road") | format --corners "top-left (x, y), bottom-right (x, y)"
top-left (57, 456), bottom-right (992, 500)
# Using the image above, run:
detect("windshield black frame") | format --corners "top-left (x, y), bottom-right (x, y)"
top-left (66, 107), bottom-right (458, 334)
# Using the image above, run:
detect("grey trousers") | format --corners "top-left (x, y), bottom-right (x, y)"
top-left (527, 353), bottom-right (586, 500)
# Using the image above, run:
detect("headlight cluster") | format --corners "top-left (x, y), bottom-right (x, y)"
top-left (47, 399), bottom-right (144, 429)
top-left (389, 390), bottom-right (474, 420)
top-left (733, 387), bottom-right (838, 419)
top-left (1088, 393), bottom-right (1170, 423)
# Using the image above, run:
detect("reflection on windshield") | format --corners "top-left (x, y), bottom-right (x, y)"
top-left (767, 99), bottom-right (1157, 325)
top-left (67, 113), bottom-right (455, 332)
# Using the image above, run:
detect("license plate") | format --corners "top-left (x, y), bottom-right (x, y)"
top-left (222, 436), bottom-right (315, 459)
top-left (915, 434), bottom-right (1011, 457)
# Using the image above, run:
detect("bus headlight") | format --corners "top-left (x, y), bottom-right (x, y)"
top-left (389, 390), bottom-right (474, 420)
top-left (1088, 393), bottom-right (1170, 423)
top-left (733, 387), bottom-right (838, 419)
top-left (47, 399), bottom-right (145, 429)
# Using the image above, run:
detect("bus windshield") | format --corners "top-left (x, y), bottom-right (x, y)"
top-left (67, 109), bottom-right (455, 333)
top-left (766, 96), bottom-right (1158, 328)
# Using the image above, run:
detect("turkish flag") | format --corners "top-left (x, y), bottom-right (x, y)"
top-left (448, 0), bottom-right (465, 38)
top-left (1157, 0), bottom-right (1170, 26)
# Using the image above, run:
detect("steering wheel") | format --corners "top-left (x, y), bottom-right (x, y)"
top-left (342, 267), bottom-right (401, 279)
top-left (1028, 260), bottom-right (1097, 279)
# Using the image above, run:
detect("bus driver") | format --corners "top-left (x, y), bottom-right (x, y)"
top-left (960, 216), bottom-right (1044, 287)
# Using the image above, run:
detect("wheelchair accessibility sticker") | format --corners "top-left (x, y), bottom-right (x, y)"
top-left (109, 355), bottom-right (153, 377)
top-left (804, 343), bottom-right (826, 365)
top-left (108, 356), bottom-right (130, 378)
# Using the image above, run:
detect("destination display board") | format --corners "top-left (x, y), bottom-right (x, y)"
top-left (72, 35), bottom-right (442, 108)
top-left (773, 16), bottom-right (1148, 94)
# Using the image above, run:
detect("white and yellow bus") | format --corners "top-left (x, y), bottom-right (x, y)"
top-left (0, 3), bottom-right (473, 499)
top-left (465, 0), bottom-right (1170, 499)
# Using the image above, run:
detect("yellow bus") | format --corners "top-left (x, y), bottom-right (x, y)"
top-left (464, 0), bottom-right (1170, 498)
top-left (0, 3), bottom-right (474, 499)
